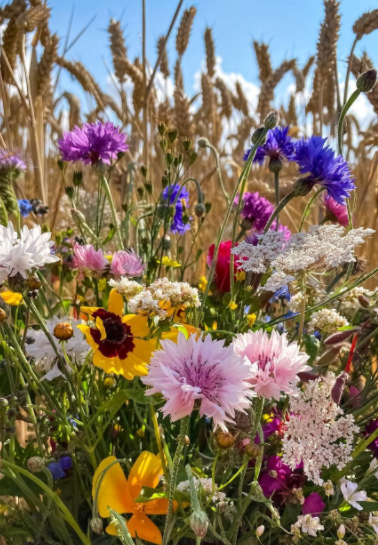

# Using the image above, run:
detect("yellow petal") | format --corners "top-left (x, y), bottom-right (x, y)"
top-left (0, 291), bottom-right (23, 306)
top-left (95, 316), bottom-right (107, 341)
top-left (92, 456), bottom-right (133, 517)
top-left (77, 324), bottom-right (99, 351)
top-left (108, 289), bottom-right (124, 316)
top-left (127, 513), bottom-right (162, 545)
top-left (93, 350), bottom-right (116, 373)
top-left (128, 451), bottom-right (163, 500)
top-left (144, 498), bottom-right (170, 515)
top-left (122, 314), bottom-right (150, 337)
top-left (80, 306), bottom-right (100, 316)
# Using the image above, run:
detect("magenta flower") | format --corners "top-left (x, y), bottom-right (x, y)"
top-left (58, 122), bottom-right (128, 165)
top-left (234, 192), bottom-right (274, 232)
top-left (142, 332), bottom-right (255, 430)
top-left (110, 249), bottom-right (145, 277)
top-left (259, 456), bottom-right (292, 497)
top-left (0, 149), bottom-right (26, 172)
top-left (324, 195), bottom-right (349, 227)
top-left (232, 330), bottom-right (310, 400)
top-left (73, 243), bottom-right (108, 274)
top-left (302, 493), bottom-right (325, 516)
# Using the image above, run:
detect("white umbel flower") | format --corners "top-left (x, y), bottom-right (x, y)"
top-left (307, 308), bottom-right (349, 335)
top-left (294, 514), bottom-right (324, 537)
top-left (340, 479), bottom-right (367, 510)
top-left (108, 277), bottom-right (144, 300)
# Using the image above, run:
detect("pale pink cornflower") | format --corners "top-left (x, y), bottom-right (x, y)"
top-left (110, 249), bottom-right (145, 277)
top-left (324, 195), bottom-right (349, 227)
top-left (142, 332), bottom-right (255, 430)
top-left (73, 243), bottom-right (108, 274)
top-left (232, 330), bottom-right (310, 400)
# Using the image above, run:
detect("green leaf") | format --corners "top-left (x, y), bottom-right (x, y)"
top-left (303, 334), bottom-right (320, 364)
top-left (134, 486), bottom-right (167, 503)
top-left (126, 389), bottom-right (161, 405)
top-left (102, 224), bottom-right (116, 245)
top-left (358, 501), bottom-right (378, 511)
top-left (0, 474), bottom-right (47, 497)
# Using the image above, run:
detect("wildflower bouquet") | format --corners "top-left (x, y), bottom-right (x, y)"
top-left (1, 35), bottom-right (378, 545)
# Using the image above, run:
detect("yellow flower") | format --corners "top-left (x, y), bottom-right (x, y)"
top-left (78, 290), bottom-right (154, 379)
top-left (0, 290), bottom-right (23, 306)
top-left (235, 271), bottom-right (246, 282)
top-left (228, 301), bottom-right (238, 310)
top-left (198, 276), bottom-right (208, 293)
top-left (93, 452), bottom-right (176, 544)
top-left (159, 256), bottom-right (181, 268)
top-left (246, 313), bottom-right (257, 327)
top-left (98, 278), bottom-right (107, 292)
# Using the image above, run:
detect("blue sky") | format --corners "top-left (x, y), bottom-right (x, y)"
top-left (48, 0), bottom-right (378, 109)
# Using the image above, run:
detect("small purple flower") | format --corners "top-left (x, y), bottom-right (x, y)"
top-left (110, 249), bottom-right (145, 277)
top-left (365, 418), bottom-right (378, 457)
top-left (302, 492), bottom-right (325, 516)
top-left (294, 136), bottom-right (355, 205)
top-left (162, 184), bottom-right (191, 235)
top-left (234, 191), bottom-right (274, 231)
top-left (58, 122), bottom-right (128, 165)
top-left (0, 149), bottom-right (26, 172)
top-left (245, 127), bottom-right (295, 166)
top-left (48, 462), bottom-right (66, 480)
top-left (59, 456), bottom-right (72, 471)
top-left (18, 199), bottom-right (33, 218)
top-left (259, 456), bottom-right (292, 497)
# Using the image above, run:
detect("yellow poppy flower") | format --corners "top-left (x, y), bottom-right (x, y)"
top-left (77, 289), bottom-right (154, 379)
top-left (0, 290), bottom-right (23, 306)
top-left (93, 452), bottom-right (175, 544)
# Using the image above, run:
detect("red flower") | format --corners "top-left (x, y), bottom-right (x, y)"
top-left (207, 241), bottom-right (240, 293)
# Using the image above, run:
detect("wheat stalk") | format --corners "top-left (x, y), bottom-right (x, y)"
top-left (204, 27), bottom-right (216, 79)
top-left (175, 6), bottom-right (196, 57)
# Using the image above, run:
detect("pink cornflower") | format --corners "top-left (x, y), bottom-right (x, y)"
top-left (73, 243), bottom-right (108, 274)
top-left (110, 249), bottom-right (145, 277)
top-left (232, 330), bottom-right (310, 400)
top-left (142, 332), bottom-right (255, 430)
top-left (324, 195), bottom-right (349, 227)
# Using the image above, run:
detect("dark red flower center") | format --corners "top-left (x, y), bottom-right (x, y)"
top-left (90, 309), bottom-right (135, 360)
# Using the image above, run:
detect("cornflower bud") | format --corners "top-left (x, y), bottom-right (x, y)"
top-left (252, 127), bottom-right (266, 145)
top-left (27, 456), bottom-right (45, 473)
top-left (356, 69), bottom-right (377, 93)
top-left (90, 517), bottom-right (103, 534)
top-left (194, 203), bottom-right (206, 217)
top-left (190, 510), bottom-right (209, 539)
top-left (264, 110), bottom-right (279, 129)
top-left (197, 137), bottom-right (210, 148)
top-left (26, 276), bottom-right (41, 290)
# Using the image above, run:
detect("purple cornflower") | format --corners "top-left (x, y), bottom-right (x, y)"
top-left (18, 199), bottom-right (33, 218)
top-left (244, 127), bottom-right (295, 168)
top-left (161, 183), bottom-right (191, 235)
top-left (48, 462), bottom-right (66, 480)
top-left (0, 149), bottom-right (26, 172)
top-left (58, 122), bottom-right (128, 165)
top-left (235, 191), bottom-right (274, 231)
top-left (294, 136), bottom-right (355, 205)
top-left (365, 418), bottom-right (378, 457)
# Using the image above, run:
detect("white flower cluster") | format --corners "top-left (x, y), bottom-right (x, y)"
top-left (338, 286), bottom-right (373, 317)
top-left (128, 277), bottom-right (200, 319)
top-left (307, 308), bottom-right (349, 335)
top-left (177, 477), bottom-right (226, 503)
top-left (233, 225), bottom-right (374, 292)
top-left (0, 222), bottom-right (59, 282)
top-left (282, 372), bottom-right (359, 485)
top-left (109, 277), bottom-right (143, 300)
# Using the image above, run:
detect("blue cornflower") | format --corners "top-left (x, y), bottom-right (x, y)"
top-left (293, 136), bottom-right (355, 205)
top-left (18, 199), bottom-right (33, 218)
top-left (161, 184), bottom-right (190, 235)
top-left (270, 285), bottom-right (291, 303)
top-left (48, 462), bottom-right (66, 480)
top-left (59, 456), bottom-right (72, 471)
top-left (244, 127), bottom-right (295, 168)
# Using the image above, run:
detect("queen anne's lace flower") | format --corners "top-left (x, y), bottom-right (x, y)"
top-left (294, 515), bottom-right (324, 537)
top-left (282, 373), bottom-right (359, 485)
top-left (307, 308), bottom-right (349, 335)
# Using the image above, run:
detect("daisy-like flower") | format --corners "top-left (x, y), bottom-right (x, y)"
top-left (294, 514), bottom-right (324, 537)
top-left (142, 332), bottom-right (254, 430)
top-left (78, 289), bottom-right (153, 379)
top-left (25, 316), bottom-right (89, 381)
top-left (93, 452), bottom-right (174, 544)
top-left (0, 149), bottom-right (26, 172)
top-left (232, 330), bottom-right (310, 400)
top-left (293, 136), bottom-right (355, 204)
top-left (234, 192), bottom-right (274, 231)
top-left (58, 122), bottom-right (128, 165)
top-left (73, 243), bottom-right (108, 274)
top-left (324, 195), bottom-right (349, 227)
top-left (110, 249), bottom-right (145, 277)
top-left (161, 184), bottom-right (190, 235)
top-left (245, 126), bottom-right (295, 168)
top-left (340, 479), bottom-right (367, 510)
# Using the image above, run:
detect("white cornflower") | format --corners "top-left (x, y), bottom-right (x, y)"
top-left (109, 277), bottom-right (144, 300)
top-left (0, 222), bottom-right (59, 279)
top-left (370, 458), bottom-right (378, 478)
top-left (294, 514), bottom-right (324, 537)
top-left (307, 308), bottom-right (349, 335)
top-left (340, 479), bottom-right (367, 510)
top-left (177, 477), bottom-right (226, 503)
top-left (369, 513), bottom-right (378, 534)
top-left (282, 373), bottom-right (359, 485)
top-left (25, 316), bottom-right (89, 380)
top-left (322, 480), bottom-right (335, 496)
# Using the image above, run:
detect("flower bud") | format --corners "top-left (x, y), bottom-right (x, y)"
top-left (27, 456), bottom-right (45, 473)
top-left (331, 372), bottom-right (348, 405)
top-left (316, 344), bottom-right (343, 366)
top-left (0, 308), bottom-right (7, 322)
top-left (268, 156), bottom-right (283, 174)
top-left (293, 177), bottom-right (315, 197)
top-left (194, 203), bottom-right (206, 217)
top-left (256, 525), bottom-right (265, 537)
top-left (190, 509), bottom-right (209, 539)
top-left (337, 524), bottom-right (346, 539)
top-left (90, 516), bottom-right (104, 534)
top-left (215, 431), bottom-right (235, 449)
top-left (197, 137), bottom-right (210, 148)
top-left (244, 443), bottom-right (261, 458)
top-left (324, 328), bottom-right (359, 345)
top-left (252, 127), bottom-right (266, 145)
top-left (26, 276), bottom-right (41, 290)
top-left (0, 397), bottom-right (8, 407)
top-left (358, 294), bottom-right (370, 308)
top-left (264, 110), bottom-right (279, 130)
top-left (54, 322), bottom-right (74, 341)
top-left (356, 69), bottom-right (377, 93)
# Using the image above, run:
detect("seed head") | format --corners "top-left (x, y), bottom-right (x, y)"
top-left (54, 322), bottom-right (74, 341)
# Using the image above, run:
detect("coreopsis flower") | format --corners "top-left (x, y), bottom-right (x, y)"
top-left (161, 183), bottom-right (190, 235)
top-left (18, 199), bottom-right (33, 218)
top-left (294, 514), bottom-right (324, 537)
top-left (307, 308), bottom-right (349, 335)
top-left (365, 418), bottom-right (378, 457)
top-left (0, 290), bottom-right (23, 306)
top-left (110, 249), bottom-right (145, 277)
top-left (73, 243), bottom-right (108, 274)
top-left (293, 136), bottom-right (355, 204)
top-left (234, 192), bottom-right (274, 231)
top-left (340, 479), bottom-right (367, 510)
top-left (108, 277), bottom-right (144, 299)
top-left (58, 122), bottom-right (128, 165)
top-left (244, 126), bottom-right (295, 168)
top-left (142, 332), bottom-right (254, 430)
top-left (207, 241), bottom-right (242, 293)
top-left (0, 149), bottom-right (26, 172)
top-left (93, 452), bottom-right (174, 544)
top-left (282, 373), bottom-right (359, 485)
top-left (324, 195), bottom-right (349, 226)
top-left (78, 289), bottom-right (154, 379)
top-left (232, 330), bottom-right (310, 400)
top-left (25, 316), bottom-right (89, 381)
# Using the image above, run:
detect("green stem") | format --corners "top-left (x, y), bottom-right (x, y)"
top-left (343, 36), bottom-right (359, 106)
top-left (298, 271), bottom-right (307, 345)
top-left (262, 191), bottom-right (295, 236)
top-left (337, 89), bottom-right (360, 157)
top-left (298, 187), bottom-right (326, 232)
top-left (274, 170), bottom-right (280, 229)
top-left (101, 175), bottom-right (123, 250)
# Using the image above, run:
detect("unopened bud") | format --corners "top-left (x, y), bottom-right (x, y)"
top-left (54, 322), bottom-right (74, 341)
top-left (190, 509), bottom-right (209, 539)
top-left (215, 431), bottom-right (235, 449)
top-left (293, 177), bottom-right (315, 197)
top-left (27, 456), bottom-right (45, 473)
top-left (264, 110), bottom-right (279, 130)
top-left (184, 435), bottom-right (190, 446)
top-left (316, 344), bottom-right (343, 366)
top-left (356, 69), bottom-right (377, 93)
top-left (244, 443), bottom-right (261, 458)
top-left (337, 524), bottom-right (346, 539)
top-left (0, 308), bottom-right (7, 322)
top-left (90, 516), bottom-right (103, 534)
top-left (194, 203), bottom-right (206, 217)
top-left (268, 156), bottom-right (283, 173)
top-left (252, 127), bottom-right (266, 145)
top-left (358, 294), bottom-right (370, 308)
top-left (324, 328), bottom-right (359, 345)
top-left (331, 372), bottom-right (348, 405)
top-left (197, 137), bottom-right (210, 148)
top-left (256, 525), bottom-right (265, 537)
top-left (0, 397), bottom-right (9, 407)
top-left (26, 276), bottom-right (41, 290)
